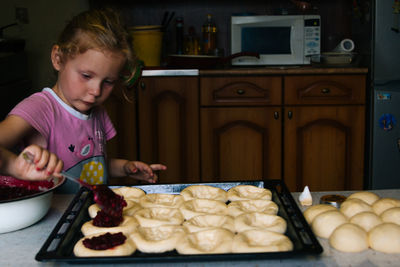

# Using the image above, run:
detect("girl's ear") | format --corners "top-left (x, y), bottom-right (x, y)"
top-left (51, 45), bottom-right (62, 71)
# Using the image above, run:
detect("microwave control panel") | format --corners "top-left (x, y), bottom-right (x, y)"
top-left (304, 18), bottom-right (320, 56)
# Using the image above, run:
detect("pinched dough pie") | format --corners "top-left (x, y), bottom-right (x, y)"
top-left (372, 198), bottom-right (400, 215)
top-left (81, 215), bottom-right (138, 236)
top-left (349, 211), bottom-right (382, 232)
top-left (234, 212), bottom-right (287, 234)
top-left (368, 223), bottom-right (400, 253)
top-left (347, 191), bottom-right (380, 206)
top-left (380, 207), bottom-right (400, 225)
top-left (180, 185), bottom-right (228, 202)
top-left (232, 229), bottom-right (293, 253)
top-left (340, 198), bottom-right (372, 218)
top-left (227, 199), bottom-right (278, 217)
top-left (134, 207), bottom-right (184, 227)
top-left (227, 185), bottom-right (272, 201)
top-left (329, 223), bottom-right (368, 253)
top-left (182, 214), bottom-right (235, 233)
top-left (130, 225), bottom-right (185, 253)
top-left (303, 204), bottom-right (338, 225)
top-left (179, 199), bottom-right (228, 220)
top-left (311, 210), bottom-right (348, 239)
top-left (112, 186), bottom-right (146, 202)
top-left (176, 228), bottom-right (234, 254)
top-left (88, 199), bottom-right (142, 218)
top-left (139, 193), bottom-right (184, 209)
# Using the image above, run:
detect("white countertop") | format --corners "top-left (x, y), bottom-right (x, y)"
top-left (1, 189), bottom-right (400, 267)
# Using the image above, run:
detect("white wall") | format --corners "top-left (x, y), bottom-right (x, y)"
top-left (0, 0), bottom-right (89, 91)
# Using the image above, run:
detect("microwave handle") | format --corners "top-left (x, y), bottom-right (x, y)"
top-left (222, 52), bottom-right (260, 63)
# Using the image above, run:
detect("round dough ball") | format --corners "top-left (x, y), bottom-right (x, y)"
top-left (74, 233), bottom-right (136, 257)
top-left (176, 228), bottom-right (234, 254)
top-left (303, 204), bottom-right (338, 224)
top-left (232, 229), bottom-right (293, 253)
top-left (113, 186), bottom-right (145, 202)
top-left (81, 216), bottom-right (138, 236)
top-left (350, 211), bottom-right (382, 232)
top-left (88, 199), bottom-right (142, 218)
top-left (179, 199), bottom-right (228, 220)
top-left (183, 214), bottom-right (235, 233)
top-left (372, 198), bottom-right (400, 215)
top-left (368, 223), bottom-right (400, 253)
top-left (227, 199), bottom-right (278, 217)
top-left (227, 185), bottom-right (272, 201)
top-left (347, 191), bottom-right (380, 206)
top-left (139, 193), bottom-right (184, 209)
top-left (381, 207), bottom-right (400, 225)
top-left (329, 223), bottom-right (368, 253)
top-left (130, 225), bottom-right (185, 253)
top-left (340, 198), bottom-right (372, 218)
top-left (234, 212), bottom-right (287, 234)
top-left (311, 210), bottom-right (348, 239)
top-left (180, 185), bottom-right (227, 202)
top-left (134, 207), bottom-right (184, 227)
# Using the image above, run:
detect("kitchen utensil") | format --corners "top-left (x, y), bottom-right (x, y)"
top-left (310, 52), bottom-right (357, 66)
top-left (166, 51), bottom-right (260, 69)
top-left (320, 194), bottom-right (347, 208)
top-left (23, 152), bottom-right (126, 217)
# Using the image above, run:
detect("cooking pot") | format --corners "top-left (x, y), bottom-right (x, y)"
top-left (166, 52), bottom-right (260, 69)
top-left (0, 176), bottom-right (65, 233)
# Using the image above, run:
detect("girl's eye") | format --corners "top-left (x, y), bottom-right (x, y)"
top-left (81, 73), bottom-right (91, 79)
top-left (104, 80), bottom-right (115, 86)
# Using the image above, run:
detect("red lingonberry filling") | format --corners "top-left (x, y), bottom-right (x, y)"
top-left (92, 185), bottom-right (127, 217)
top-left (93, 210), bottom-right (124, 227)
top-left (82, 232), bottom-right (126, 250)
top-left (0, 185), bottom-right (41, 201)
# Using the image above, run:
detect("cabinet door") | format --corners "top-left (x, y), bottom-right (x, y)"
top-left (103, 85), bottom-right (137, 185)
top-left (283, 106), bottom-right (365, 192)
top-left (201, 107), bottom-right (282, 182)
top-left (138, 77), bottom-right (200, 183)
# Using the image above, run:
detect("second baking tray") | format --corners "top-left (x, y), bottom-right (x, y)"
top-left (35, 179), bottom-right (322, 263)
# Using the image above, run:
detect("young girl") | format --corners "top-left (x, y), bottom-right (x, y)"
top-left (0, 8), bottom-right (166, 192)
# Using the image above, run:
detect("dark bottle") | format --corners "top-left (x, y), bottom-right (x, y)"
top-left (202, 14), bottom-right (217, 55)
top-left (176, 17), bottom-right (184, 55)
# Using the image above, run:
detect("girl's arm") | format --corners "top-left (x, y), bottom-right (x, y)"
top-left (109, 158), bottom-right (167, 183)
top-left (0, 115), bottom-right (35, 149)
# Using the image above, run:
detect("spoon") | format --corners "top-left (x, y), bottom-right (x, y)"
top-left (22, 152), bottom-right (126, 216)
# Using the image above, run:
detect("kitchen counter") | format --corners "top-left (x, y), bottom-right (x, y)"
top-left (0, 189), bottom-right (399, 267)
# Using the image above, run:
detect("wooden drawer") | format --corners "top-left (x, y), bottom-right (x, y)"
top-left (200, 76), bottom-right (282, 106)
top-left (284, 75), bottom-right (366, 105)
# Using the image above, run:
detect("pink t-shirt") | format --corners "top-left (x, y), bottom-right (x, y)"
top-left (9, 88), bottom-right (116, 192)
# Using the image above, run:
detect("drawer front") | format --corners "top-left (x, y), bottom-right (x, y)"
top-left (200, 76), bottom-right (282, 106)
top-left (284, 75), bottom-right (366, 105)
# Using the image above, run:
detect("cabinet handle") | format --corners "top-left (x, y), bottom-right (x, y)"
top-left (321, 88), bottom-right (330, 94)
top-left (288, 111), bottom-right (293, 120)
top-left (274, 111), bottom-right (279, 120)
top-left (237, 89), bottom-right (245, 95)
top-left (140, 81), bottom-right (146, 90)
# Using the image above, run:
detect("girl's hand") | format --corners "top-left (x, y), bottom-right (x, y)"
top-left (14, 145), bottom-right (64, 181)
top-left (123, 161), bottom-right (167, 183)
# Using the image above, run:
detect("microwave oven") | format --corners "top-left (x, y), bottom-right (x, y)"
top-left (231, 15), bottom-right (320, 66)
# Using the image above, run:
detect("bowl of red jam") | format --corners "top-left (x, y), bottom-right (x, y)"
top-left (0, 176), bottom-right (65, 233)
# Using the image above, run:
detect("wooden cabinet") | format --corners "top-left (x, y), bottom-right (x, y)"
top-left (137, 76), bottom-right (200, 184)
top-left (200, 76), bottom-right (282, 182)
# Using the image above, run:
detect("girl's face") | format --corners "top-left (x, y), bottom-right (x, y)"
top-left (51, 46), bottom-right (126, 114)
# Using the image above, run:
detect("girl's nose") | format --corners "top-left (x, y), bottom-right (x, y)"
top-left (89, 83), bottom-right (101, 96)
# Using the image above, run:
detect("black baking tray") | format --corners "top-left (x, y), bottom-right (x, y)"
top-left (35, 179), bottom-right (322, 263)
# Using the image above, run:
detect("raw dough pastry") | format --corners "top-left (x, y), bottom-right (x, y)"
top-left (74, 233), bottom-right (136, 257)
top-left (227, 199), bottom-right (278, 217)
top-left (234, 212), bottom-right (287, 234)
top-left (176, 228), bottom-right (234, 254)
top-left (180, 185), bottom-right (227, 202)
top-left (179, 199), bottom-right (228, 220)
top-left (372, 198), bottom-right (400, 215)
top-left (368, 223), bottom-right (400, 253)
top-left (350, 211), bottom-right (382, 232)
top-left (232, 229), bottom-right (293, 253)
top-left (311, 210), bottom-right (348, 239)
top-left (227, 185), bottom-right (272, 201)
top-left (139, 193), bottom-right (184, 208)
top-left (329, 223), bottom-right (368, 253)
top-left (88, 199), bottom-right (142, 218)
top-left (130, 225), bottom-right (185, 253)
top-left (113, 186), bottom-right (146, 202)
top-left (303, 204), bottom-right (337, 224)
top-left (340, 198), bottom-right (372, 218)
top-left (81, 216), bottom-right (138, 236)
top-left (347, 191), bottom-right (380, 206)
top-left (134, 207), bottom-right (184, 227)
top-left (380, 207), bottom-right (400, 225)
top-left (182, 214), bottom-right (235, 233)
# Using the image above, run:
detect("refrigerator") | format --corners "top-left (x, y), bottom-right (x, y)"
top-left (370, 0), bottom-right (400, 189)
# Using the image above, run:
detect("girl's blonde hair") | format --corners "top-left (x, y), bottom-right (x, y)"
top-left (56, 8), bottom-right (137, 86)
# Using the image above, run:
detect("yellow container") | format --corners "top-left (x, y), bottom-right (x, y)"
top-left (130, 25), bottom-right (163, 67)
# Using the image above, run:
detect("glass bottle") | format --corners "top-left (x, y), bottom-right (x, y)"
top-left (176, 17), bottom-right (184, 55)
top-left (202, 14), bottom-right (217, 55)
